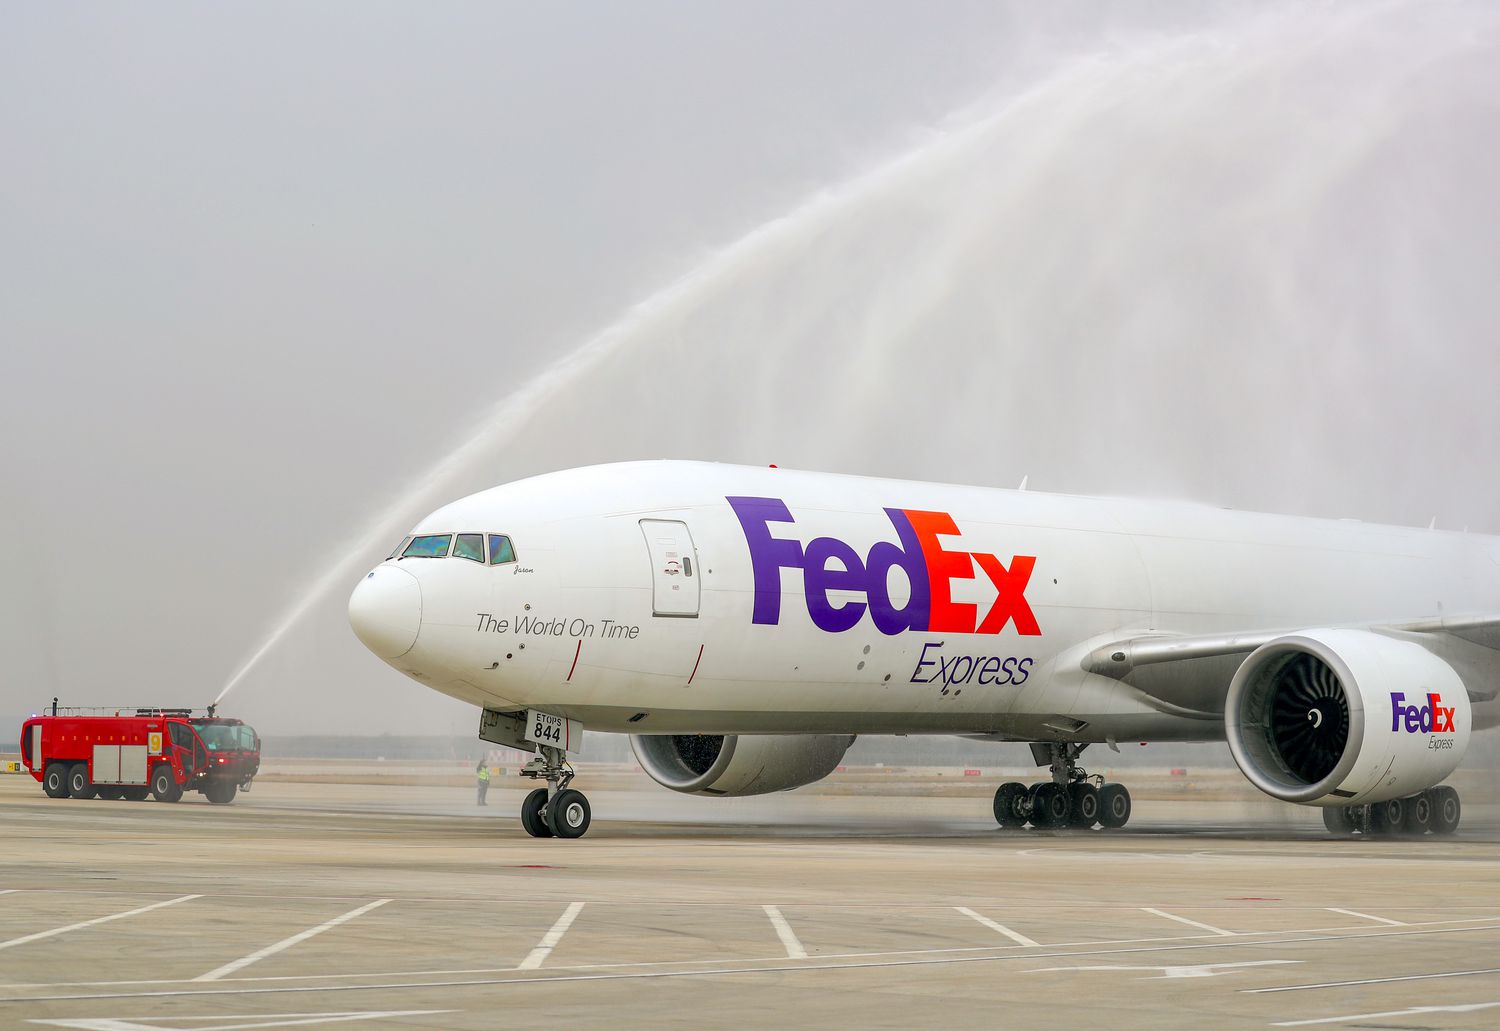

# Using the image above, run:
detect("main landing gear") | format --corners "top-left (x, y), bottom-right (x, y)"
top-left (1322, 786), bottom-right (1461, 837)
top-left (992, 743), bottom-right (1132, 831)
top-left (518, 744), bottom-right (592, 839)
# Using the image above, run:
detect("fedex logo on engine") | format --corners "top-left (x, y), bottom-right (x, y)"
top-left (727, 496), bottom-right (1041, 636)
top-left (1390, 692), bottom-right (1457, 734)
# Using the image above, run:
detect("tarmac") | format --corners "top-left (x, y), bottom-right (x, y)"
top-left (3, 767), bottom-right (1500, 1030)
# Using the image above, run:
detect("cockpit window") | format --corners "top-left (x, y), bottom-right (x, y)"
top-left (455, 533), bottom-right (485, 563)
top-left (387, 537), bottom-right (411, 560)
top-left (489, 535), bottom-right (516, 564)
top-left (403, 534), bottom-right (452, 559)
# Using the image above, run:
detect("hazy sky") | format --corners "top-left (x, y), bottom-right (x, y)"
top-left (4, 2), bottom-right (1498, 737)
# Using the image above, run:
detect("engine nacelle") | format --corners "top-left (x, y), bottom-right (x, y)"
top-left (630, 734), bottom-right (855, 796)
top-left (1226, 629), bottom-right (1470, 805)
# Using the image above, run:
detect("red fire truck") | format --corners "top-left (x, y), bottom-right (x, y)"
top-left (19, 704), bottom-right (261, 804)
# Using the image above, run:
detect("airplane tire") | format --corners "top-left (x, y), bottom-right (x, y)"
top-left (43, 763), bottom-right (71, 798)
top-left (520, 788), bottom-right (552, 838)
top-left (205, 781), bottom-right (237, 805)
top-left (67, 764), bottom-right (98, 800)
top-left (1068, 783), bottom-right (1100, 828)
top-left (1371, 797), bottom-right (1404, 835)
top-left (547, 789), bottom-right (591, 839)
top-left (122, 786), bottom-right (150, 802)
top-left (993, 783), bottom-right (1028, 827)
top-left (1402, 792), bottom-right (1433, 835)
top-left (1431, 787), bottom-right (1461, 835)
top-left (1322, 806), bottom-right (1358, 835)
top-left (1030, 784), bottom-right (1068, 828)
top-left (151, 766), bottom-right (183, 803)
top-left (1098, 784), bottom-right (1132, 829)
top-left (97, 786), bottom-right (125, 801)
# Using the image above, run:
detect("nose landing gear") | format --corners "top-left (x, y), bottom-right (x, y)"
top-left (518, 745), bottom-right (592, 839)
top-left (993, 743), bottom-right (1133, 831)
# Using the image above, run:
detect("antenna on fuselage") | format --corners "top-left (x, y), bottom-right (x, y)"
top-left (1017, 475), bottom-right (1029, 492)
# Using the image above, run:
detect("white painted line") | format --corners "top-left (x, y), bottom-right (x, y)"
top-left (517, 902), bottom-right (585, 971)
top-left (29, 1012), bottom-right (456, 1030)
top-left (11, 921), bottom-right (1500, 1005)
top-left (763, 905), bottom-right (807, 960)
top-left (0, 895), bottom-right (200, 951)
top-left (1141, 908), bottom-right (1233, 936)
top-left (1247, 965), bottom-right (1500, 994)
top-left (1272, 1001), bottom-right (1500, 1026)
top-left (0, 890), bottom-right (18, 896)
top-left (194, 899), bottom-right (390, 982)
top-left (1324, 907), bottom-right (1404, 927)
top-left (955, 907), bottom-right (1039, 947)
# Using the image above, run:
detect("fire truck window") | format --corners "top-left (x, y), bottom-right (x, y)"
top-left (402, 534), bottom-right (452, 559)
top-left (454, 533), bottom-right (485, 563)
top-left (196, 724), bottom-right (239, 751)
top-left (387, 536), bottom-right (411, 560)
top-left (238, 726), bottom-right (255, 749)
top-left (169, 724), bottom-right (192, 749)
top-left (489, 535), bottom-right (516, 564)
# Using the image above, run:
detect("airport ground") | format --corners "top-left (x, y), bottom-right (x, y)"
top-left (2, 761), bottom-right (1500, 1030)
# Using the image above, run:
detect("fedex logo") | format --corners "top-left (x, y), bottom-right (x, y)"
top-left (1389, 692), bottom-right (1457, 734)
top-left (727, 496), bottom-right (1041, 637)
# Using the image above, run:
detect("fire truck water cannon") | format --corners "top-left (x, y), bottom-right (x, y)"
top-left (18, 704), bottom-right (261, 805)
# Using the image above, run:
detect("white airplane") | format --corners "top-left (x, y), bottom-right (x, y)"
top-left (348, 461), bottom-right (1499, 839)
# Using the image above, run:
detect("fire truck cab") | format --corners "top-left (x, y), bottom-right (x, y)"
top-left (19, 706), bottom-right (261, 805)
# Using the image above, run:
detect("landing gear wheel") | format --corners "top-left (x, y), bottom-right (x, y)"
top-left (993, 782), bottom-right (1028, 828)
top-left (121, 786), bottom-right (149, 802)
top-left (1098, 783), bottom-right (1132, 829)
top-left (97, 786), bottom-right (125, 801)
top-left (204, 782), bottom-right (238, 805)
top-left (1402, 792), bottom-right (1433, 835)
top-left (1029, 783), bottom-right (1069, 828)
top-left (43, 763), bottom-right (70, 798)
top-left (1370, 797), bottom-right (1404, 835)
top-left (1068, 782), bottom-right (1100, 828)
top-left (151, 766), bottom-right (183, 803)
top-left (520, 788), bottom-right (553, 838)
top-left (1322, 805), bottom-right (1359, 836)
top-left (546, 789), bottom-right (591, 839)
top-left (1431, 786), bottom-right (1461, 835)
top-left (67, 764), bottom-right (98, 800)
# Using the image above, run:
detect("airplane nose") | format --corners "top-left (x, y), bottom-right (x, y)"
top-left (348, 566), bottom-right (422, 659)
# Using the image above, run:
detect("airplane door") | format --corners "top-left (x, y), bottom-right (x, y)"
top-left (640, 519), bottom-right (700, 617)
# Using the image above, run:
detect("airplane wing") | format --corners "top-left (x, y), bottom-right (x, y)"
top-left (1083, 612), bottom-right (1500, 703)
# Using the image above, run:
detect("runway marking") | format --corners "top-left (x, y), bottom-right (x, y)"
top-left (1027, 959), bottom-right (1298, 979)
top-left (7, 921), bottom-right (1498, 1004)
top-left (28, 1011), bottom-right (456, 1030)
top-left (194, 900), bottom-right (391, 982)
top-left (954, 907), bottom-right (1039, 947)
top-left (1142, 908), bottom-right (1233, 936)
top-left (1324, 907), bottom-right (1404, 926)
top-left (1246, 965), bottom-right (1500, 994)
top-left (1272, 1001), bottom-right (1500, 1026)
top-left (517, 902), bottom-right (585, 970)
top-left (763, 906), bottom-right (807, 959)
top-left (0, 895), bottom-right (200, 952)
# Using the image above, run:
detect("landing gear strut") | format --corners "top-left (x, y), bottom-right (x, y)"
top-left (1322, 786), bottom-right (1460, 837)
top-left (518, 745), bottom-right (591, 839)
top-left (993, 743), bottom-right (1132, 831)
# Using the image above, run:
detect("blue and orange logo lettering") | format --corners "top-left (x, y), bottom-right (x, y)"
top-left (727, 496), bottom-right (1041, 636)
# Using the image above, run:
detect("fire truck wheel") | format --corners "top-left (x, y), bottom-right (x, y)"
top-left (151, 766), bottom-right (183, 803)
top-left (122, 787), bottom-right (149, 802)
top-left (43, 763), bottom-right (70, 798)
top-left (205, 782), bottom-right (237, 805)
top-left (520, 788), bottom-right (553, 838)
top-left (67, 764), bottom-right (98, 800)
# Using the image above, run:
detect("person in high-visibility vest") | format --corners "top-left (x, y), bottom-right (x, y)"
top-left (475, 761), bottom-right (491, 806)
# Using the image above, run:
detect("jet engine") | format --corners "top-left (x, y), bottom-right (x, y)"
top-left (630, 734), bottom-right (855, 796)
top-left (1225, 629), bottom-right (1470, 805)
